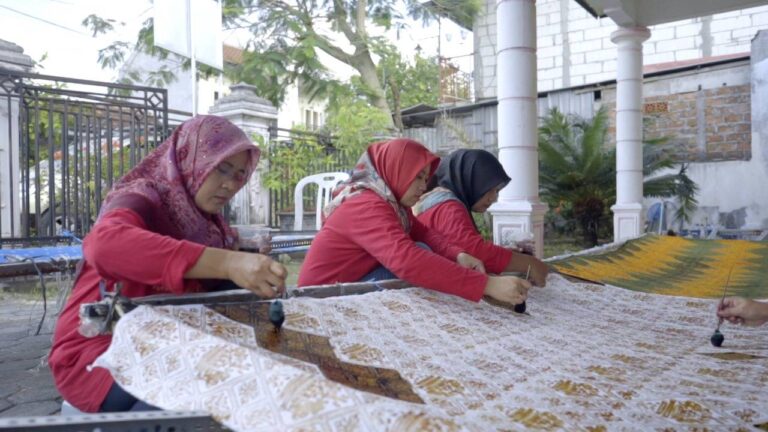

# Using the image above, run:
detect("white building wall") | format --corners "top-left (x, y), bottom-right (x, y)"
top-left (278, 84), bottom-right (301, 130)
top-left (273, 84), bottom-right (327, 131)
top-left (119, 51), bottom-right (230, 118)
top-left (475, 0), bottom-right (768, 98)
top-left (683, 31), bottom-right (768, 231)
top-left (637, 61), bottom-right (768, 230)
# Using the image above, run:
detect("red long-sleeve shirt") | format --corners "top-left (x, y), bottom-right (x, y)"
top-left (416, 200), bottom-right (513, 274)
top-left (298, 190), bottom-right (488, 301)
top-left (49, 208), bottom-right (206, 412)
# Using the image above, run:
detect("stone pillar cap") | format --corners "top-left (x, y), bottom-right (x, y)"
top-left (610, 26), bottom-right (651, 44)
top-left (0, 39), bottom-right (35, 72)
top-left (209, 82), bottom-right (277, 117)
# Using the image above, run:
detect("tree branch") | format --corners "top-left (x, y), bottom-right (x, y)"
top-left (314, 36), bottom-right (355, 64)
top-left (332, 0), bottom-right (358, 44)
top-left (355, 0), bottom-right (368, 43)
top-left (259, 0), bottom-right (354, 65)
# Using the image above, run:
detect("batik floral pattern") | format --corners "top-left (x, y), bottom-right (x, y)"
top-left (95, 274), bottom-right (768, 431)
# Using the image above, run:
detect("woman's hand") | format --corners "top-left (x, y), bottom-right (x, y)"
top-left (484, 276), bottom-right (530, 305)
top-left (238, 231), bottom-right (272, 254)
top-left (225, 251), bottom-right (287, 298)
top-left (504, 252), bottom-right (549, 287)
top-left (457, 252), bottom-right (486, 273)
top-left (528, 258), bottom-right (549, 287)
top-left (717, 297), bottom-right (768, 327)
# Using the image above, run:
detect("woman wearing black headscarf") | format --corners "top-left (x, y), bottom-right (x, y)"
top-left (413, 149), bottom-right (548, 286)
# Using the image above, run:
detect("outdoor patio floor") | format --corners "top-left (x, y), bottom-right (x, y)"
top-left (0, 292), bottom-right (61, 418)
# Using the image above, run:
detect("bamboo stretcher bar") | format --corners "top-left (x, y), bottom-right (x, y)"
top-left (130, 278), bottom-right (413, 306)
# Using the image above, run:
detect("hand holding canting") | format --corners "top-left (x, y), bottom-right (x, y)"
top-left (528, 257), bottom-right (549, 287)
top-left (226, 251), bottom-right (286, 298)
top-left (717, 297), bottom-right (768, 327)
top-left (484, 276), bottom-right (531, 305)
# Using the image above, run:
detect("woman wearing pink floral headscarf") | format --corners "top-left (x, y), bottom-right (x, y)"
top-left (50, 115), bottom-right (286, 413)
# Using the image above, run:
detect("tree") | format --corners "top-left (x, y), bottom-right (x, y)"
top-left (538, 107), bottom-right (699, 247)
top-left (398, 54), bottom-right (441, 108)
top-left (84, 0), bottom-right (477, 130)
top-left (81, 12), bottom-right (222, 90)
top-left (641, 137), bottom-right (699, 227)
top-left (351, 46), bottom-right (440, 130)
top-left (259, 84), bottom-right (392, 216)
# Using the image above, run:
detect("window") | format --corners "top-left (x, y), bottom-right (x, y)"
top-left (304, 109), bottom-right (324, 130)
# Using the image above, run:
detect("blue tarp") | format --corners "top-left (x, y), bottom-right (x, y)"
top-left (0, 232), bottom-right (314, 267)
top-left (0, 245), bottom-right (83, 264)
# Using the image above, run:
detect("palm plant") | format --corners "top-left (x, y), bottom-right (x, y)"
top-left (641, 137), bottom-right (699, 227)
top-left (538, 107), bottom-right (698, 246)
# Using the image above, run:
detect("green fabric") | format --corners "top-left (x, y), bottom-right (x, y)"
top-left (551, 235), bottom-right (768, 298)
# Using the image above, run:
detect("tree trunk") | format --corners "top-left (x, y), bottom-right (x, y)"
top-left (350, 54), bottom-right (395, 130)
top-left (575, 197), bottom-right (604, 247)
top-left (388, 75), bottom-right (404, 132)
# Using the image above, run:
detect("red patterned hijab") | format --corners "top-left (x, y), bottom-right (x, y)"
top-left (324, 138), bottom-right (438, 232)
top-left (99, 115), bottom-right (260, 249)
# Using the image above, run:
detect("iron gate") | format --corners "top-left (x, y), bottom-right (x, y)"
top-left (0, 68), bottom-right (170, 242)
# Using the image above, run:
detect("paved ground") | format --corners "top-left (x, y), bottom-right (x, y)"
top-left (0, 289), bottom-right (63, 418)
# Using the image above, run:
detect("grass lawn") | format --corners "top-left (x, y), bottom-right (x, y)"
top-left (543, 239), bottom-right (584, 258)
top-left (281, 257), bottom-right (304, 287)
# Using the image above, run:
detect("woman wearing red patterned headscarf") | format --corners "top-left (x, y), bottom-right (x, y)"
top-left (50, 115), bottom-right (286, 413)
top-left (298, 138), bottom-right (530, 303)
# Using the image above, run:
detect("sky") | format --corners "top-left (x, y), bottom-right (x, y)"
top-left (0, 0), bottom-right (153, 81)
top-left (0, 0), bottom-right (474, 84)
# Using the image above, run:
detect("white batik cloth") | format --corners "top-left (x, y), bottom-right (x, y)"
top-left (94, 274), bottom-right (768, 431)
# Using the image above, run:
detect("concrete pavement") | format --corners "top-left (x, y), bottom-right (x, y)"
top-left (0, 292), bottom-right (62, 418)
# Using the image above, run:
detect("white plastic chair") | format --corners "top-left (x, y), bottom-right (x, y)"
top-left (293, 172), bottom-right (350, 231)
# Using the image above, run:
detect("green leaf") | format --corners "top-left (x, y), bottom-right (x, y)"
top-left (82, 14), bottom-right (115, 37)
top-left (539, 106), bottom-right (698, 246)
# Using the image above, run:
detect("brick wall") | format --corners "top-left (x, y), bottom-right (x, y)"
top-left (475, 0), bottom-right (768, 97)
top-left (602, 85), bottom-right (751, 161)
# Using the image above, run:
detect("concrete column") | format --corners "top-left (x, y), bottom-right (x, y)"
top-left (0, 40), bottom-right (34, 238)
top-left (209, 83), bottom-right (277, 227)
top-left (610, 26), bottom-right (650, 242)
top-left (752, 31), bottom-right (768, 167)
top-left (489, 0), bottom-right (547, 258)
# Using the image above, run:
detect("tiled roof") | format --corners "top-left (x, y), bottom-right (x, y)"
top-left (644, 52), bottom-right (749, 74)
top-left (223, 44), bottom-right (244, 65)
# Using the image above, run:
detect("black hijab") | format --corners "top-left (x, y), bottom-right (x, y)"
top-left (432, 149), bottom-right (511, 210)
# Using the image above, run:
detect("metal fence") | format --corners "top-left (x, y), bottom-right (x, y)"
top-left (0, 68), bottom-right (169, 242)
top-left (266, 126), bottom-right (356, 229)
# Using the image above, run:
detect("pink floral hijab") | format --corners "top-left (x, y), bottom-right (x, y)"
top-left (99, 115), bottom-right (260, 249)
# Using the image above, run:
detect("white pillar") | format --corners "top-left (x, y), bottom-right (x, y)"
top-left (0, 94), bottom-right (21, 238)
top-left (209, 83), bottom-right (277, 226)
top-left (610, 26), bottom-right (650, 242)
top-left (0, 40), bottom-right (34, 238)
top-left (489, 0), bottom-right (547, 258)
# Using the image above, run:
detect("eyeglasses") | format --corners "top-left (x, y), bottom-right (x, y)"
top-left (214, 163), bottom-right (247, 184)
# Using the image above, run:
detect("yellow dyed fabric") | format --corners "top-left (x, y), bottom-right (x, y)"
top-left (551, 235), bottom-right (768, 298)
